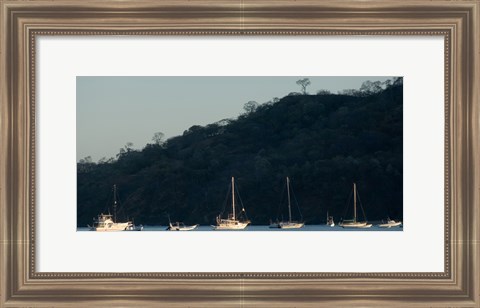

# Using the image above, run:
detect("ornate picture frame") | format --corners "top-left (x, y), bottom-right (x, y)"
top-left (1, 0), bottom-right (478, 306)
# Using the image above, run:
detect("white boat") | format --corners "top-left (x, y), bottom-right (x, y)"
top-left (167, 222), bottom-right (199, 231)
top-left (378, 218), bottom-right (402, 228)
top-left (339, 183), bottom-right (372, 228)
top-left (277, 221), bottom-right (305, 229)
top-left (213, 177), bottom-right (250, 230)
top-left (270, 177), bottom-right (304, 229)
top-left (326, 211), bottom-right (335, 227)
top-left (89, 213), bottom-right (130, 231)
top-left (166, 216), bottom-right (198, 231)
top-left (89, 185), bottom-right (133, 231)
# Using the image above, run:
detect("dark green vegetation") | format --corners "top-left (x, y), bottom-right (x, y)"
top-left (77, 79), bottom-right (403, 226)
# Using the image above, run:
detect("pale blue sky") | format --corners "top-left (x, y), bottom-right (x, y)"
top-left (77, 76), bottom-right (392, 161)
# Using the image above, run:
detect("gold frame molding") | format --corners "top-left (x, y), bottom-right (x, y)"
top-left (1, 0), bottom-right (479, 306)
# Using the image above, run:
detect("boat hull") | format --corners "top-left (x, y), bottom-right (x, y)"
top-left (90, 222), bottom-right (130, 231)
top-left (340, 221), bottom-right (372, 228)
top-left (168, 224), bottom-right (199, 231)
top-left (378, 221), bottom-right (402, 228)
top-left (213, 220), bottom-right (249, 230)
top-left (274, 222), bottom-right (305, 229)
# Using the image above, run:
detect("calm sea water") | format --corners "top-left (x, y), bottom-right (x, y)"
top-left (77, 224), bottom-right (402, 232)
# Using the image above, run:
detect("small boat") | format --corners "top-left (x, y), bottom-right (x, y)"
top-left (270, 177), bottom-right (305, 229)
top-left (378, 218), bottom-right (402, 228)
top-left (167, 221), bottom-right (199, 231)
top-left (89, 213), bottom-right (130, 231)
top-left (326, 211), bottom-right (335, 227)
top-left (125, 217), bottom-right (144, 231)
top-left (277, 221), bottom-right (304, 229)
top-left (89, 185), bottom-right (133, 231)
top-left (166, 216), bottom-right (198, 231)
top-left (339, 183), bottom-right (372, 228)
top-left (213, 177), bottom-right (250, 230)
top-left (126, 222), bottom-right (144, 231)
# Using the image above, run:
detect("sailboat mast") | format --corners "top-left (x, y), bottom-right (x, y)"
top-left (231, 177), bottom-right (235, 220)
top-left (353, 182), bottom-right (357, 223)
top-left (113, 184), bottom-right (117, 223)
top-left (287, 177), bottom-right (292, 222)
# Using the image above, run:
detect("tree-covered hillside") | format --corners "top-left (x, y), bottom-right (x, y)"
top-left (77, 79), bottom-right (403, 226)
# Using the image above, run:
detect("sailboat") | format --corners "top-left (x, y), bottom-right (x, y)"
top-left (326, 211), bottom-right (335, 227)
top-left (89, 185), bottom-right (132, 231)
top-left (378, 217), bottom-right (402, 228)
top-left (339, 183), bottom-right (372, 228)
top-left (213, 177), bottom-right (250, 230)
top-left (271, 177), bottom-right (305, 229)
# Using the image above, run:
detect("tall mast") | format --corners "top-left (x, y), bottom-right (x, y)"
top-left (353, 183), bottom-right (357, 223)
top-left (231, 177), bottom-right (235, 220)
top-left (113, 184), bottom-right (117, 223)
top-left (287, 177), bottom-right (292, 222)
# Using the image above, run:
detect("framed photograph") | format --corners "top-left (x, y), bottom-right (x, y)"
top-left (1, 0), bottom-right (478, 306)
